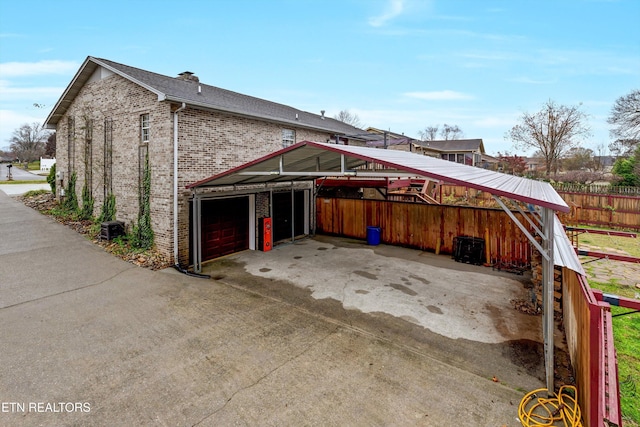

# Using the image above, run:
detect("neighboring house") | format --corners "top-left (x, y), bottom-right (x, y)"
top-left (413, 139), bottom-right (485, 167)
top-left (524, 157), bottom-right (545, 172)
top-left (593, 155), bottom-right (616, 173)
top-left (479, 153), bottom-right (500, 170)
top-left (44, 56), bottom-right (370, 266)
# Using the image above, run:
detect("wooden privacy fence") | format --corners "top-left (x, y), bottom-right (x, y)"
top-left (316, 197), bottom-right (532, 268)
top-left (551, 182), bottom-right (640, 195)
top-left (437, 184), bottom-right (640, 231)
top-left (316, 197), bottom-right (622, 426)
top-left (556, 191), bottom-right (640, 231)
top-left (562, 268), bottom-right (620, 426)
top-left (316, 196), bottom-right (621, 426)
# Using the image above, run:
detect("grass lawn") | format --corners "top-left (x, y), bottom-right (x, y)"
top-left (0, 180), bottom-right (47, 184)
top-left (588, 279), bottom-right (640, 427)
top-left (578, 226), bottom-right (639, 425)
top-left (575, 228), bottom-right (640, 258)
top-left (26, 160), bottom-right (40, 171)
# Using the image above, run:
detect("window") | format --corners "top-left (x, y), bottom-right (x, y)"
top-left (282, 129), bottom-right (295, 147)
top-left (141, 114), bottom-right (150, 143)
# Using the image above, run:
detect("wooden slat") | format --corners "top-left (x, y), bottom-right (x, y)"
top-left (316, 197), bottom-right (532, 267)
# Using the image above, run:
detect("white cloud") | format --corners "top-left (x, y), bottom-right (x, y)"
top-left (0, 80), bottom-right (64, 100)
top-left (404, 90), bottom-right (474, 101)
top-left (0, 60), bottom-right (79, 77)
top-left (509, 76), bottom-right (557, 85)
top-left (368, 0), bottom-right (404, 27)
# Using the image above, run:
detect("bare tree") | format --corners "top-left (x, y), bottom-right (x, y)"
top-left (9, 122), bottom-right (50, 164)
top-left (419, 124), bottom-right (464, 141)
top-left (334, 110), bottom-right (362, 128)
top-left (419, 125), bottom-right (439, 141)
top-left (563, 147), bottom-right (595, 171)
top-left (608, 89), bottom-right (640, 156)
top-left (505, 100), bottom-right (590, 176)
top-left (440, 124), bottom-right (464, 140)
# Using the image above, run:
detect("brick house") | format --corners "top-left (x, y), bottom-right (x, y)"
top-left (413, 139), bottom-right (486, 166)
top-left (44, 56), bottom-right (370, 267)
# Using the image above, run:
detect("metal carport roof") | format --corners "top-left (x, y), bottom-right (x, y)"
top-left (188, 140), bottom-right (575, 395)
top-left (188, 141), bottom-right (569, 213)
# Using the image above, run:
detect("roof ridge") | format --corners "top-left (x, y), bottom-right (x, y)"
top-left (92, 56), bottom-right (349, 123)
top-left (47, 56), bottom-right (368, 137)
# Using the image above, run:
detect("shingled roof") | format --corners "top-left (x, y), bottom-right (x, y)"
top-left (413, 139), bottom-right (485, 153)
top-left (45, 56), bottom-right (371, 139)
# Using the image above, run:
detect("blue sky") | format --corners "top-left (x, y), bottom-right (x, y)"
top-left (1, 0), bottom-right (638, 155)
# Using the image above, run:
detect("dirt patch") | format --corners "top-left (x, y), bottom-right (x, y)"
top-left (511, 298), bottom-right (540, 315)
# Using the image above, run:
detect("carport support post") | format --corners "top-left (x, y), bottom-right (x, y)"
top-left (492, 195), bottom-right (555, 396)
top-left (192, 193), bottom-right (202, 273)
top-left (542, 207), bottom-right (555, 396)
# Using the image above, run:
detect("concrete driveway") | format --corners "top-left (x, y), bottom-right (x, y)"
top-left (0, 190), bottom-right (543, 426)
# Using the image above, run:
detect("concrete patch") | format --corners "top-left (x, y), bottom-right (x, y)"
top-left (238, 238), bottom-right (539, 344)
top-left (426, 305), bottom-right (443, 314)
top-left (353, 270), bottom-right (377, 280)
top-left (388, 283), bottom-right (418, 296)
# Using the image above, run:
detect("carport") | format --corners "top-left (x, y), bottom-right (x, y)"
top-left (187, 140), bottom-right (573, 395)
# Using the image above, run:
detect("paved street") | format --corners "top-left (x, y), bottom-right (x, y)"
top-left (0, 190), bottom-right (541, 426)
top-left (0, 163), bottom-right (47, 181)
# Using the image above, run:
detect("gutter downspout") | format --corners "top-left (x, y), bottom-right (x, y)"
top-left (173, 102), bottom-right (186, 266)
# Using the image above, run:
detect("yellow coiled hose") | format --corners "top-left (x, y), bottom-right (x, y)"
top-left (518, 385), bottom-right (583, 427)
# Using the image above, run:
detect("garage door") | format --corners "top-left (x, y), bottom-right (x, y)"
top-left (201, 197), bottom-right (249, 261)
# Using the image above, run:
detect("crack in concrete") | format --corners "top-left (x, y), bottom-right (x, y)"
top-left (193, 328), bottom-right (337, 426)
top-left (0, 266), bottom-right (136, 310)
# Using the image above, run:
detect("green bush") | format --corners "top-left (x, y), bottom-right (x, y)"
top-left (99, 193), bottom-right (117, 223)
top-left (63, 172), bottom-right (79, 213)
top-left (80, 184), bottom-right (94, 220)
top-left (47, 163), bottom-right (56, 194)
top-left (131, 153), bottom-right (154, 250)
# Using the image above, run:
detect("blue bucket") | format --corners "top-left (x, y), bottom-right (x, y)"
top-left (366, 226), bottom-right (381, 246)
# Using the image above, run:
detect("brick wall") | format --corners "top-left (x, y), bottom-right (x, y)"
top-left (56, 72), bottom-right (173, 259)
top-left (175, 108), bottom-right (328, 265)
top-left (55, 67), bottom-right (342, 266)
top-left (531, 247), bottom-right (563, 317)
